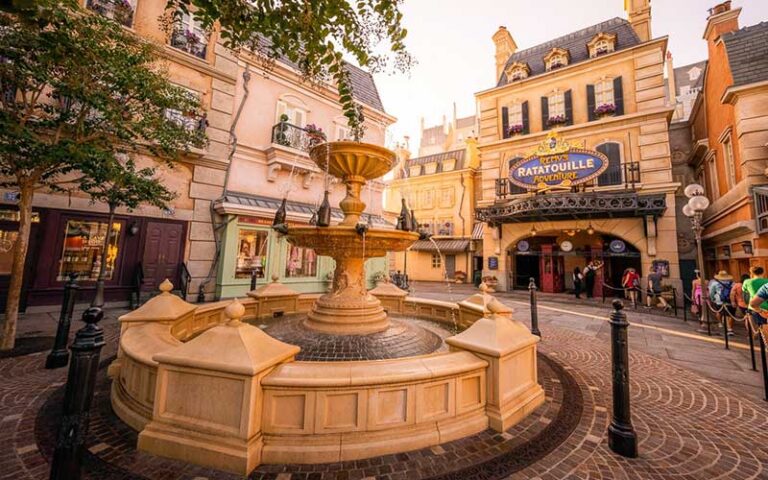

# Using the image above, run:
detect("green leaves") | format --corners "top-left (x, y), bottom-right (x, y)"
top-left (170, 0), bottom-right (414, 133)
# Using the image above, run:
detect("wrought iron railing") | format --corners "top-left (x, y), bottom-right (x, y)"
top-left (130, 262), bottom-right (144, 310)
top-left (179, 262), bottom-right (191, 300)
top-left (495, 179), bottom-right (529, 199)
top-left (87, 0), bottom-right (135, 27)
top-left (754, 186), bottom-right (768, 235)
top-left (271, 122), bottom-right (325, 152)
top-left (169, 29), bottom-right (208, 59)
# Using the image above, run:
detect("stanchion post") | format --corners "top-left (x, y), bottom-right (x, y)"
top-left (608, 300), bottom-right (638, 458)
top-left (250, 269), bottom-right (257, 291)
top-left (528, 277), bottom-right (541, 338)
top-left (45, 273), bottom-right (80, 369)
top-left (705, 301), bottom-right (712, 336)
top-left (722, 307), bottom-right (730, 350)
top-left (49, 307), bottom-right (106, 480)
top-left (758, 330), bottom-right (768, 402)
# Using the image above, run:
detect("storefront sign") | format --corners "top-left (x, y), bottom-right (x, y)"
top-left (517, 240), bottom-right (530, 252)
top-left (508, 132), bottom-right (609, 190)
top-left (488, 256), bottom-right (499, 270)
top-left (652, 259), bottom-right (670, 277)
top-left (609, 240), bottom-right (626, 253)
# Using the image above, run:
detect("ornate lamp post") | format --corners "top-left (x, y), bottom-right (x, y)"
top-left (682, 184), bottom-right (711, 332)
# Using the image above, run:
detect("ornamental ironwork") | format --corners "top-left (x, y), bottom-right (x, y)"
top-left (476, 191), bottom-right (666, 223)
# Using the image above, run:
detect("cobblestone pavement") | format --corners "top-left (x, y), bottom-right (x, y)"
top-left (2, 291), bottom-right (768, 479)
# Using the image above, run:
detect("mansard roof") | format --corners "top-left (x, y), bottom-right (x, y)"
top-left (722, 21), bottom-right (768, 88)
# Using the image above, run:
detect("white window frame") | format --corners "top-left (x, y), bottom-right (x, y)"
top-left (595, 78), bottom-right (614, 106)
top-left (275, 99), bottom-right (307, 127)
top-left (507, 102), bottom-right (523, 126)
top-left (548, 91), bottom-right (565, 117)
top-left (335, 124), bottom-right (352, 141)
top-left (547, 54), bottom-right (567, 71)
top-left (164, 85), bottom-right (202, 131)
top-left (594, 39), bottom-right (612, 56)
top-left (707, 151), bottom-right (720, 200)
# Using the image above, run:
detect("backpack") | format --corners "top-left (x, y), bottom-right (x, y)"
top-left (743, 283), bottom-right (751, 306)
top-left (715, 280), bottom-right (733, 304)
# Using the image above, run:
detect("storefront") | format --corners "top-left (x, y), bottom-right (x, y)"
top-left (0, 206), bottom-right (187, 309)
top-left (215, 192), bottom-right (389, 298)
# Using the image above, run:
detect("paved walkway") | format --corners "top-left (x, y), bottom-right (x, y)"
top-left (1, 289), bottom-right (768, 479)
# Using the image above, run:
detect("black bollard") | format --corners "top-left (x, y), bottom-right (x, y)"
top-left (759, 330), bottom-right (768, 402)
top-left (250, 269), bottom-right (258, 291)
top-left (722, 308), bottom-right (730, 350)
top-left (528, 277), bottom-right (541, 337)
top-left (49, 307), bottom-right (106, 480)
top-left (747, 318), bottom-right (757, 372)
top-left (45, 273), bottom-right (80, 369)
top-left (607, 300), bottom-right (638, 458)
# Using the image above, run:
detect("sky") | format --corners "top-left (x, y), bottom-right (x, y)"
top-left (371, 0), bottom-right (768, 151)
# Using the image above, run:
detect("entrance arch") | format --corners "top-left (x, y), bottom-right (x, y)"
top-left (506, 229), bottom-right (642, 295)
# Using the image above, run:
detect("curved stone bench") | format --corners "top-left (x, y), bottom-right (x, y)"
top-left (109, 280), bottom-right (544, 475)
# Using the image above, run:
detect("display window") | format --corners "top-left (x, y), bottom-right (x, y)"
top-left (58, 220), bottom-right (121, 281)
top-left (285, 245), bottom-right (317, 278)
top-left (236, 229), bottom-right (268, 279)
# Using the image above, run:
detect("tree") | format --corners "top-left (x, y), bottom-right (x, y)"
top-left (0, 1), bottom-right (206, 350)
top-left (79, 157), bottom-right (176, 308)
top-left (167, 0), bottom-right (414, 139)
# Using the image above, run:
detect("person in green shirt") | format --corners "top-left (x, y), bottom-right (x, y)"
top-left (744, 266), bottom-right (768, 326)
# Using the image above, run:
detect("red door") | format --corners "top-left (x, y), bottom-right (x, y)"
top-left (142, 222), bottom-right (184, 291)
top-left (539, 244), bottom-right (564, 293)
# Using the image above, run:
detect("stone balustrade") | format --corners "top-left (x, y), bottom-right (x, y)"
top-left (109, 280), bottom-right (543, 475)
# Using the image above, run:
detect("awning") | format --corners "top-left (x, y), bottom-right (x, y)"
top-left (472, 222), bottom-right (485, 240)
top-left (410, 239), bottom-right (470, 253)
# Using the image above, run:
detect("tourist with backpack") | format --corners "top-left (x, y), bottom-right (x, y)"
top-left (709, 270), bottom-right (734, 336)
top-left (646, 267), bottom-right (670, 311)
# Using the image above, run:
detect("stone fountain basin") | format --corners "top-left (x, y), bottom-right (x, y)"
top-left (309, 142), bottom-right (396, 180)
top-left (286, 226), bottom-right (419, 257)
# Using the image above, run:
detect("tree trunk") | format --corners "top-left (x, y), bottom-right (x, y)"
top-left (0, 186), bottom-right (34, 351)
top-left (91, 205), bottom-right (115, 308)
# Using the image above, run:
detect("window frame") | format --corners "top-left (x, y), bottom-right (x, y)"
top-left (548, 91), bottom-right (565, 117)
top-left (431, 253), bottom-right (442, 269)
top-left (595, 78), bottom-right (615, 107)
top-left (234, 227), bottom-right (269, 280)
top-left (284, 244), bottom-right (319, 279)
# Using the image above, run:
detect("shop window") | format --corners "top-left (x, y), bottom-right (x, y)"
top-left (235, 229), bottom-right (268, 279)
top-left (431, 253), bottom-right (441, 269)
top-left (58, 220), bottom-right (121, 281)
top-left (286, 245), bottom-right (317, 278)
top-left (0, 230), bottom-right (18, 275)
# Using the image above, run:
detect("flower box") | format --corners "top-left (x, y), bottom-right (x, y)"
top-left (547, 115), bottom-right (566, 127)
top-left (506, 124), bottom-right (524, 137)
top-left (594, 103), bottom-right (616, 118)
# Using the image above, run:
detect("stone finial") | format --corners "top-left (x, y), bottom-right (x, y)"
top-left (478, 282), bottom-right (488, 293)
top-left (225, 298), bottom-right (246, 326)
top-left (271, 273), bottom-right (279, 283)
top-left (159, 279), bottom-right (174, 295)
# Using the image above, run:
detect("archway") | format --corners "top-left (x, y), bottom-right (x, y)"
top-left (506, 229), bottom-right (642, 296)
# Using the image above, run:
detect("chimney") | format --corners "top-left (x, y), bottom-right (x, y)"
top-left (442, 114), bottom-right (448, 135)
top-left (452, 102), bottom-right (457, 128)
top-left (493, 26), bottom-right (517, 80)
top-left (625, 0), bottom-right (652, 42)
top-left (703, 2), bottom-right (740, 43)
top-left (419, 116), bottom-right (425, 134)
top-left (666, 51), bottom-right (676, 105)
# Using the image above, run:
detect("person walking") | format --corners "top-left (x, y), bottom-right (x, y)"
top-left (730, 273), bottom-right (750, 316)
top-left (583, 260), bottom-right (602, 299)
top-left (743, 266), bottom-right (768, 331)
top-left (646, 267), bottom-right (670, 311)
top-left (692, 270), bottom-right (706, 332)
top-left (709, 270), bottom-right (734, 336)
top-left (573, 266), bottom-right (583, 299)
top-left (622, 267), bottom-right (640, 306)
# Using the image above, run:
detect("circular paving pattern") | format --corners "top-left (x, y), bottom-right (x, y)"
top-left (254, 314), bottom-right (452, 361)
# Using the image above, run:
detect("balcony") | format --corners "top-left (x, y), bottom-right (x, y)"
top-left (271, 122), bottom-right (325, 152)
top-left (87, 0), bottom-right (135, 27)
top-left (170, 29), bottom-right (208, 60)
top-left (266, 122), bottom-right (326, 184)
top-left (495, 161), bottom-right (640, 200)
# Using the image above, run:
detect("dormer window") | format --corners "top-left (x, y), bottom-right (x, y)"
top-left (587, 32), bottom-right (617, 58)
top-left (688, 66), bottom-right (702, 81)
top-left (504, 62), bottom-right (530, 82)
top-left (544, 48), bottom-right (570, 71)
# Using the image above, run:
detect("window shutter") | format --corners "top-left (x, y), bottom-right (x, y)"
top-left (275, 101), bottom-right (287, 123)
top-left (614, 76), bottom-right (624, 115)
top-left (501, 106), bottom-right (510, 139)
top-left (522, 101), bottom-right (529, 134)
top-left (541, 96), bottom-right (549, 131)
top-left (596, 142), bottom-right (622, 186)
top-left (564, 90), bottom-right (573, 125)
top-left (587, 84), bottom-right (596, 122)
top-left (294, 109), bottom-right (306, 127)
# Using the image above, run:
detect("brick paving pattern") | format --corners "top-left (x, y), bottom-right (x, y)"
top-left (2, 295), bottom-right (768, 479)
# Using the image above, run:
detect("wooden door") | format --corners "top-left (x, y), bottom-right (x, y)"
top-left (142, 222), bottom-right (184, 291)
top-left (445, 255), bottom-right (456, 278)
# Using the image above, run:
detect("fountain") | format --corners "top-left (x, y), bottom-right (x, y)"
top-left (285, 142), bottom-right (419, 335)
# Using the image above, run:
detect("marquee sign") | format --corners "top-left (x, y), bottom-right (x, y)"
top-left (509, 132), bottom-right (610, 191)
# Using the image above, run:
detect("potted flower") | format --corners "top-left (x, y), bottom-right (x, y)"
top-left (547, 114), bottom-right (567, 127)
top-left (304, 123), bottom-right (326, 147)
top-left (482, 275), bottom-right (499, 292)
top-left (454, 271), bottom-right (467, 284)
top-left (507, 124), bottom-right (524, 137)
top-left (112, 0), bottom-right (134, 26)
top-left (594, 103), bottom-right (616, 118)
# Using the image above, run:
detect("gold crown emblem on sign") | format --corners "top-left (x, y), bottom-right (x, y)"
top-left (531, 131), bottom-right (583, 157)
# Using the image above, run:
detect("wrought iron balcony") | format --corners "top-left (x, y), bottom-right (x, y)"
top-left (87, 0), bottom-right (134, 27)
top-left (495, 161), bottom-right (640, 200)
top-left (271, 122), bottom-right (325, 152)
top-left (477, 191), bottom-right (666, 224)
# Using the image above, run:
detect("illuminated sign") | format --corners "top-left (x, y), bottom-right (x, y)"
top-left (509, 132), bottom-right (609, 190)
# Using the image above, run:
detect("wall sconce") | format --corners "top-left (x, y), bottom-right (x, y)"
top-left (587, 223), bottom-right (595, 235)
top-left (530, 226), bottom-right (537, 236)
top-left (742, 241), bottom-right (753, 255)
top-left (129, 222), bottom-right (140, 236)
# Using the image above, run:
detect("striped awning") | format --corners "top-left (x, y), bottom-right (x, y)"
top-left (472, 222), bottom-right (485, 240)
top-left (410, 239), bottom-right (470, 253)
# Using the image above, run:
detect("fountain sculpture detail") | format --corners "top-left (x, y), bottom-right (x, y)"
top-left (285, 142), bottom-right (419, 335)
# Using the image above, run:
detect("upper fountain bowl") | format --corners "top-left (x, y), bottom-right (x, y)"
top-left (309, 142), bottom-right (396, 181)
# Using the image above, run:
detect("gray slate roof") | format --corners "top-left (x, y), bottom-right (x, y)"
top-left (673, 60), bottom-right (707, 95)
top-left (405, 149), bottom-right (466, 176)
top-left (722, 22), bottom-right (768, 87)
top-left (498, 17), bottom-right (641, 86)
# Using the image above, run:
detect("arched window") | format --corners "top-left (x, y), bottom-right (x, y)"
top-left (596, 142), bottom-right (622, 186)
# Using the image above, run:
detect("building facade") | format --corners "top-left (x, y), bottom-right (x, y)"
top-left (384, 139), bottom-right (481, 283)
top-left (419, 107), bottom-right (477, 157)
top-left (0, 1), bottom-right (393, 309)
top-left (475, 0), bottom-right (683, 296)
top-left (686, 2), bottom-right (768, 279)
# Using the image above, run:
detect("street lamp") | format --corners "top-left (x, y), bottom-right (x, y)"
top-left (683, 183), bottom-right (711, 332)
